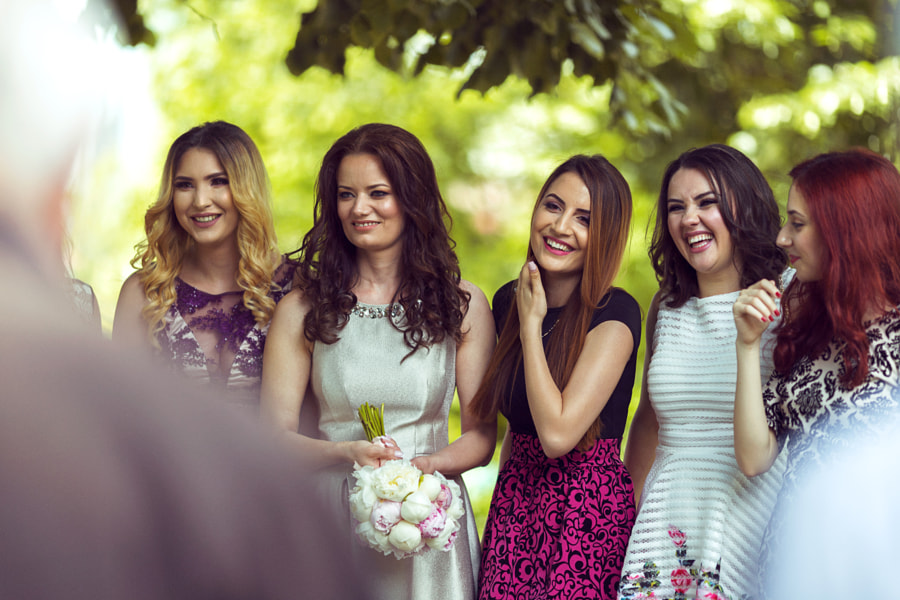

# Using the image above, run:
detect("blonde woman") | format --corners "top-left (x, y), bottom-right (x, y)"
top-left (114, 121), bottom-right (296, 410)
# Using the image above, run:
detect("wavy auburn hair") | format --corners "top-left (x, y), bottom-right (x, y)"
top-left (130, 121), bottom-right (280, 346)
top-left (774, 149), bottom-right (900, 387)
top-left (650, 144), bottom-right (786, 307)
top-left (296, 123), bottom-right (469, 351)
top-left (470, 155), bottom-right (633, 451)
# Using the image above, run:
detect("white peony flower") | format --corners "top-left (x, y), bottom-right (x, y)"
top-left (447, 495), bottom-right (464, 521)
top-left (349, 484), bottom-right (378, 523)
top-left (417, 506), bottom-right (447, 538)
top-left (418, 473), bottom-right (443, 501)
top-left (355, 520), bottom-right (390, 554)
top-left (425, 516), bottom-right (459, 552)
top-left (400, 489), bottom-right (434, 524)
top-left (435, 483), bottom-right (452, 510)
top-left (371, 460), bottom-right (421, 502)
top-left (370, 499), bottom-right (402, 534)
top-left (388, 520), bottom-right (423, 553)
top-left (437, 478), bottom-right (464, 520)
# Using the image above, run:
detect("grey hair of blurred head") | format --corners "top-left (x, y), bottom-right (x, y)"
top-left (0, 1), bottom-right (113, 235)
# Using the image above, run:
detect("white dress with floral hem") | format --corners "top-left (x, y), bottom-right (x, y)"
top-left (619, 291), bottom-right (786, 600)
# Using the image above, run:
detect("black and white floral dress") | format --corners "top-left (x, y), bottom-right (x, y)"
top-left (760, 306), bottom-right (900, 594)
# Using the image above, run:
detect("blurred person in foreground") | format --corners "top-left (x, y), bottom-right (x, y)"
top-left (765, 414), bottom-right (900, 599)
top-left (0, 3), bottom-right (367, 599)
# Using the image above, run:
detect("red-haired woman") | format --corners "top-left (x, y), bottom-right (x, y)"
top-left (261, 123), bottom-right (496, 599)
top-left (473, 155), bottom-right (641, 599)
top-left (733, 149), bottom-right (900, 596)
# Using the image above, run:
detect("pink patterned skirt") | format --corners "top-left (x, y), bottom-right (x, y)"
top-left (478, 432), bottom-right (636, 600)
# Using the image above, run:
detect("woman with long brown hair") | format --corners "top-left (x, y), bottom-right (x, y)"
top-left (619, 145), bottom-right (788, 600)
top-left (261, 123), bottom-right (496, 599)
top-left (474, 154), bottom-right (640, 599)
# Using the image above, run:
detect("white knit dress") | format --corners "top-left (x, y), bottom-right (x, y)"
top-left (618, 291), bottom-right (785, 600)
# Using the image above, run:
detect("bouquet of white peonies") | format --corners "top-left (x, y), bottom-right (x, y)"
top-left (349, 403), bottom-right (465, 559)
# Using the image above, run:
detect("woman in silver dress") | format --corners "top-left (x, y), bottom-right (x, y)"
top-left (261, 123), bottom-right (496, 600)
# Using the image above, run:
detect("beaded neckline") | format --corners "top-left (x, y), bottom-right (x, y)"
top-left (350, 303), bottom-right (404, 319)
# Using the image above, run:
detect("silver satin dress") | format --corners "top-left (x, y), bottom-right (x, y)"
top-left (310, 302), bottom-right (479, 600)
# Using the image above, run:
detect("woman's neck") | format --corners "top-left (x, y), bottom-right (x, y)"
top-left (179, 242), bottom-right (243, 294)
top-left (696, 268), bottom-right (742, 298)
top-left (542, 270), bottom-right (579, 308)
top-left (353, 250), bottom-right (403, 305)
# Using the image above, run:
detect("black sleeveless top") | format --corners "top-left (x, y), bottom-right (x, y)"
top-left (491, 280), bottom-right (641, 440)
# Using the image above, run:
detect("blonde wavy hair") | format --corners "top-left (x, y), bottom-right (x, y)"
top-left (130, 121), bottom-right (280, 346)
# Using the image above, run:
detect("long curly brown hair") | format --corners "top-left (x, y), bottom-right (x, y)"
top-left (296, 123), bottom-right (469, 352)
top-left (130, 121), bottom-right (280, 346)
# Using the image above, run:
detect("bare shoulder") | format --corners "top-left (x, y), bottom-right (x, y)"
top-left (270, 288), bottom-right (313, 329)
top-left (118, 271), bottom-right (145, 301)
top-left (113, 272), bottom-right (147, 320)
top-left (459, 279), bottom-right (489, 305)
top-left (112, 272), bottom-right (149, 344)
top-left (459, 279), bottom-right (491, 315)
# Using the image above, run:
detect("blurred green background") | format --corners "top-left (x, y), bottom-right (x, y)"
top-left (69, 0), bottom-right (898, 533)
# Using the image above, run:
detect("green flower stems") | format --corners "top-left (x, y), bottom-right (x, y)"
top-left (358, 402), bottom-right (385, 442)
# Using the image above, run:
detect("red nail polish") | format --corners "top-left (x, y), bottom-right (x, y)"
top-left (774, 310), bottom-right (781, 317)
top-left (761, 317), bottom-right (767, 323)
top-left (775, 291), bottom-right (782, 298)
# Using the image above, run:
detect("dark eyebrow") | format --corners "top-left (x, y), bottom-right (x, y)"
top-left (337, 182), bottom-right (391, 190)
top-left (174, 171), bottom-right (228, 181)
top-left (667, 190), bottom-right (717, 203)
top-left (545, 192), bottom-right (590, 215)
top-left (786, 209), bottom-right (808, 219)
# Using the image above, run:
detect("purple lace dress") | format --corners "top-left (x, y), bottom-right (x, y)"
top-left (155, 257), bottom-right (297, 411)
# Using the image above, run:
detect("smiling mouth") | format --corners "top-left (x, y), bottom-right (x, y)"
top-left (544, 237), bottom-right (573, 253)
top-left (353, 220), bottom-right (379, 228)
top-left (192, 215), bottom-right (220, 223)
top-left (687, 232), bottom-right (713, 248)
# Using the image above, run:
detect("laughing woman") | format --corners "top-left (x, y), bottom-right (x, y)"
top-left (474, 154), bottom-right (641, 600)
top-left (618, 145), bottom-right (788, 600)
top-left (113, 121), bottom-right (297, 410)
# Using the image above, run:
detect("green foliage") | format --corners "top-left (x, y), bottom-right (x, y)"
top-left (285, 0), bottom-right (692, 135)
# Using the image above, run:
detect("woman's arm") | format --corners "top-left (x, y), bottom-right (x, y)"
top-left (412, 280), bottom-right (498, 476)
top-left (732, 279), bottom-right (781, 476)
top-left (260, 289), bottom-right (399, 470)
top-left (518, 263), bottom-right (635, 459)
top-left (623, 291), bottom-right (661, 505)
top-left (112, 272), bottom-right (151, 350)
